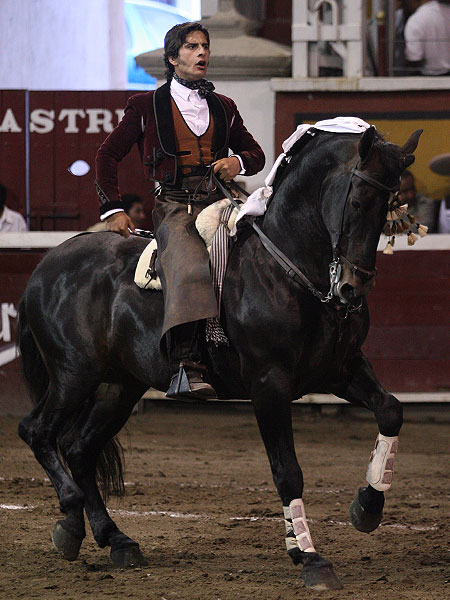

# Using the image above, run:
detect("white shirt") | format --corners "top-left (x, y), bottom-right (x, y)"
top-left (404, 1), bottom-right (450, 75)
top-left (170, 78), bottom-right (245, 172)
top-left (0, 205), bottom-right (28, 232)
top-left (170, 77), bottom-right (210, 136)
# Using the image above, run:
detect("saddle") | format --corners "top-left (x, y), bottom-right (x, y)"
top-left (134, 199), bottom-right (238, 290)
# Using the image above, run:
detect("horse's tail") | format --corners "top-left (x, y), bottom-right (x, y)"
top-left (16, 298), bottom-right (49, 406)
top-left (96, 434), bottom-right (126, 501)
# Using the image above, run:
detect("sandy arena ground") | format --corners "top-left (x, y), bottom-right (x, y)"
top-left (0, 402), bottom-right (448, 600)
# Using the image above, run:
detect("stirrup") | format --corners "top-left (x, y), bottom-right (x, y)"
top-left (166, 362), bottom-right (217, 401)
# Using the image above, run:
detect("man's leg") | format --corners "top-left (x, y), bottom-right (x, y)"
top-left (165, 320), bottom-right (217, 400)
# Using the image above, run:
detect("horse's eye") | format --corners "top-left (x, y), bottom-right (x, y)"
top-left (351, 199), bottom-right (361, 210)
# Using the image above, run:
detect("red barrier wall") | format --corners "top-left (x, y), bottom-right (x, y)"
top-left (1, 244), bottom-right (448, 414)
top-left (0, 90), bottom-right (154, 231)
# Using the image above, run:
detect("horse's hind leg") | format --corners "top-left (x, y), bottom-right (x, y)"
top-left (251, 371), bottom-right (343, 591)
top-left (61, 379), bottom-right (148, 567)
top-left (334, 352), bottom-right (403, 533)
top-left (18, 384), bottom-right (91, 560)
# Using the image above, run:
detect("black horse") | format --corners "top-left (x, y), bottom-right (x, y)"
top-left (17, 125), bottom-right (421, 590)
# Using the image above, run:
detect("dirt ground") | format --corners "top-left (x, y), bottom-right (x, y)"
top-left (0, 402), bottom-right (448, 600)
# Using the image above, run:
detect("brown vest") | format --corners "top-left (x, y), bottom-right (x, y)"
top-left (171, 98), bottom-right (215, 174)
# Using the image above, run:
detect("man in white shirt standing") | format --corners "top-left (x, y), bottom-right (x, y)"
top-left (404, 0), bottom-right (450, 75)
top-left (96, 22), bottom-right (265, 400)
top-left (0, 184), bottom-right (28, 232)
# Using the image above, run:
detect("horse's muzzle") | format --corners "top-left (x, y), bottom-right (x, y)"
top-left (335, 276), bottom-right (375, 305)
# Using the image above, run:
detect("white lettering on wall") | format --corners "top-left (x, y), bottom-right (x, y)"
top-left (30, 109), bottom-right (55, 134)
top-left (0, 108), bottom-right (22, 133)
top-left (58, 109), bottom-right (86, 133)
top-left (0, 303), bottom-right (17, 343)
top-left (85, 109), bottom-right (114, 133)
top-left (0, 107), bottom-right (123, 134)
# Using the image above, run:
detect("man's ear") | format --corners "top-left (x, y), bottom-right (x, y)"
top-left (168, 56), bottom-right (177, 66)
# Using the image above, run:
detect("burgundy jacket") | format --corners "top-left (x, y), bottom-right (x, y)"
top-left (95, 81), bottom-right (265, 217)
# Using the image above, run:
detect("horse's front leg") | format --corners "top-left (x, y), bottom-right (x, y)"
top-left (334, 352), bottom-right (403, 533)
top-left (251, 371), bottom-right (343, 591)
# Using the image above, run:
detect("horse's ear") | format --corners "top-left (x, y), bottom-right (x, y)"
top-left (402, 129), bottom-right (423, 155)
top-left (358, 126), bottom-right (376, 163)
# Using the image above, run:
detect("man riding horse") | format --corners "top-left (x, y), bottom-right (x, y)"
top-left (95, 22), bottom-right (265, 401)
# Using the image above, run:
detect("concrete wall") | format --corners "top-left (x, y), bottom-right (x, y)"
top-left (213, 80), bottom-right (275, 190)
top-left (0, 0), bottom-right (126, 90)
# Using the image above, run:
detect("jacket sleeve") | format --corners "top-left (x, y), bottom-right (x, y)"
top-left (227, 99), bottom-right (265, 176)
top-left (95, 95), bottom-right (145, 216)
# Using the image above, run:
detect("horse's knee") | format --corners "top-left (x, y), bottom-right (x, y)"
top-left (375, 394), bottom-right (403, 437)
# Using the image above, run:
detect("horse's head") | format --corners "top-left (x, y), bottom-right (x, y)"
top-left (322, 126), bottom-right (422, 308)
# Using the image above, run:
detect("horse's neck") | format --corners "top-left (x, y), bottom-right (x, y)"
top-left (261, 152), bottom-right (333, 282)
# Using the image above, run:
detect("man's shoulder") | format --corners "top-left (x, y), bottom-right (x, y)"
top-left (127, 90), bottom-right (156, 110)
top-left (213, 92), bottom-right (237, 111)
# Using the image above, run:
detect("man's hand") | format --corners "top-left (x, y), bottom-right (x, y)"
top-left (105, 211), bottom-right (136, 237)
top-left (212, 156), bottom-right (241, 182)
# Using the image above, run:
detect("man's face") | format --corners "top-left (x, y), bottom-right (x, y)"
top-left (400, 175), bottom-right (417, 204)
top-left (169, 31), bottom-right (210, 81)
top-left (127, 202), bottom-right (146, 228)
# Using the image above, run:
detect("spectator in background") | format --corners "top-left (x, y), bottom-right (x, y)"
top-left (429, 153), bottom-right (450, 233)
top-left (0, 183), bottom-right (28, 232)
top-left (394, 0), bottom-right (423, 75)
top-left (400, 170), bottom-right (439, 232)
top-left (121, 193), bottom-right (147, 229)
top-left (88, 193), bottom-right (147, 232)
top-left (404, 0), bottom-right (450, 75)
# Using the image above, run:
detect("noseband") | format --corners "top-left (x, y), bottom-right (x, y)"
top-left (211, 163), bottom-right (399, 308)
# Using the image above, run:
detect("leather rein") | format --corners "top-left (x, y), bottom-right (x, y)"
top-left (208, 163), bottom-right (399, 306)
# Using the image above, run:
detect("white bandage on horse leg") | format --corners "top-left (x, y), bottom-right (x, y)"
top-left (283, 499), bottom-right (315, 553)
top-left (366, 434), bottom-right (398, 492)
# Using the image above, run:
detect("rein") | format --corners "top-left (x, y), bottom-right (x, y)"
top-left (210, 162), bottom-right (398, 306)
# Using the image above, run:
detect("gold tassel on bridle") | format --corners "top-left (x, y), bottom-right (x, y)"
top-left (382, 192), bottom-right (428, 254)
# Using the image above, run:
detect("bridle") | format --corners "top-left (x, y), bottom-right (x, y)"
top-left (326, 164), bottom-right (399, 308)
top-left (209, 162), bottom-right (399, 308)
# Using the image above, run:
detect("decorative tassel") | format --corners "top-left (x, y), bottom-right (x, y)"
top-left (383, 240), bottom-right (394, 255)
top-left (417, 224), bottom-right (428, 237)
top-left (408, 232), bottom-right (418, 246)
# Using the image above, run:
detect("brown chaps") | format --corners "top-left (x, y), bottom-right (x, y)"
top-left (152, 190), bottom-right (223, 359)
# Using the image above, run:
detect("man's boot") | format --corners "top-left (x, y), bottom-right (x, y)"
top-left (165, 321), bottom-right (217, 401)
top-left (166, 360), bottom-right (217, 401)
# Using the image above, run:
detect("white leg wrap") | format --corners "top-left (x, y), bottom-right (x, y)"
top-left (366, 434), bottom-right (398, 492)
top-left (283, 499), bottom-right (315, 553)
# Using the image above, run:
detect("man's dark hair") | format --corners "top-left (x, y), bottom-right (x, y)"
top-left (0, 183), bottom-right (6, 210)
top-left (121, 193), bottom-right (142, 214)
top-left (163, 22), bottom-right (210, 81)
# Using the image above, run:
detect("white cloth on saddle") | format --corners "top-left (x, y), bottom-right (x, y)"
top-left (231, 116), bottom-right (371, 234)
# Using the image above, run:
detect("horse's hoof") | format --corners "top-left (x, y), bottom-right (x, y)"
top-left (301, 563), bottom-right (343, 590)
top-left (110, 543), bottom-right (148, 568)
top-left (52, 521), bottom-right (84, 561)
top-left (349, 493), bottom-right (383, 533)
